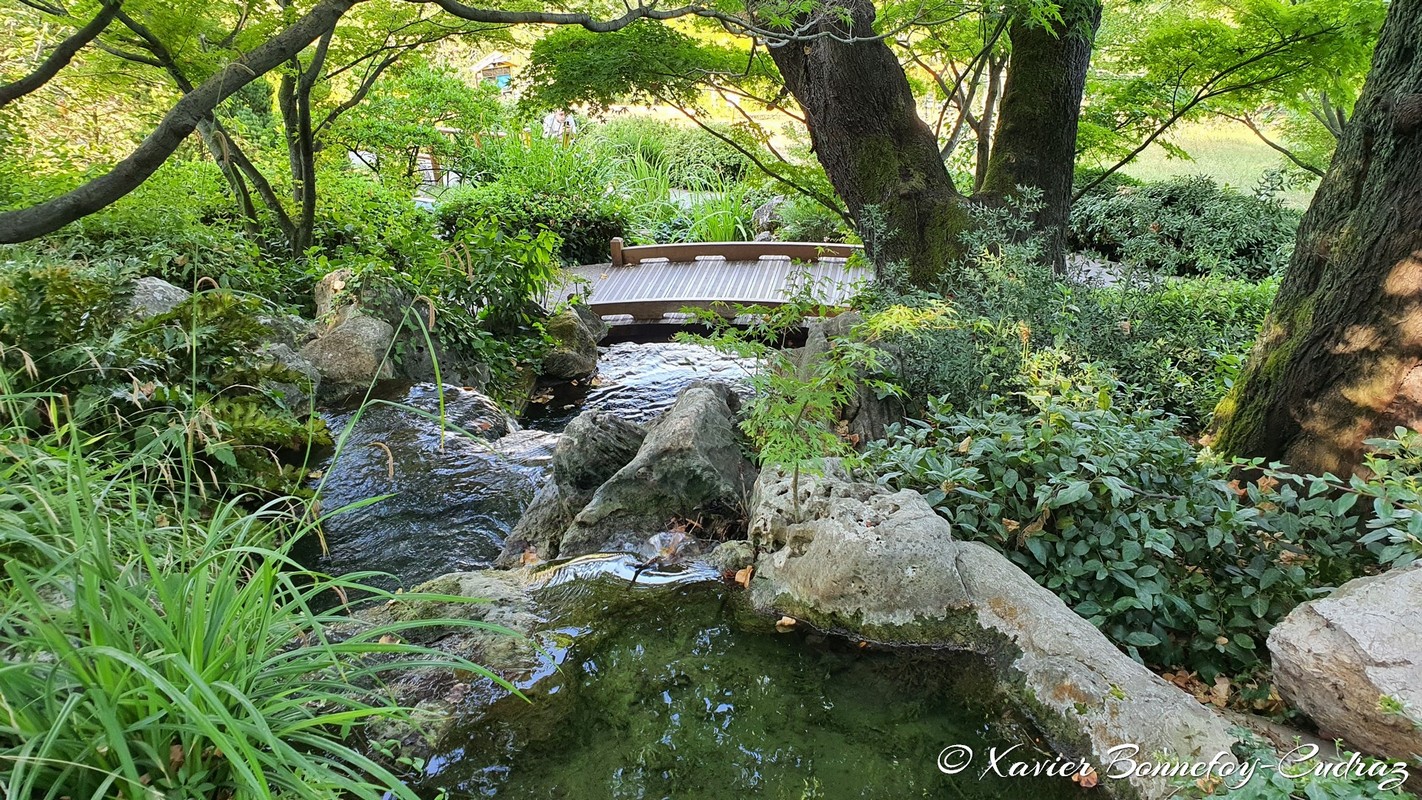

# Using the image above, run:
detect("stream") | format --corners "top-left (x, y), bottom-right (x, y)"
top-left (304, 341), bottom-right (1088, 800)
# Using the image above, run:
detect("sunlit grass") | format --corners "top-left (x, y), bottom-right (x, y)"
top-left (1121, 121), bottom-right (1319, 209)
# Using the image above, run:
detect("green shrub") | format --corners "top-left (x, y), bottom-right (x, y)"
top-left (867, 387), bottom-right (1369, 679)
top-left (1069, 175), bottom-right (1301, 278)
top-left (865, 194), bottom-right (1275, 431)
top-left (776, 195), bottom-right (851, 243)
top-left (0, 256), bottom-right (328, 496)
top-left (24, 160), bottom-right (270, 293)
top-left (436, 179), bottom-right (628, 264)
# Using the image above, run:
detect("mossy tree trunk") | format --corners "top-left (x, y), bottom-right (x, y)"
top-left (1212, 0), bottom-right (1422, 476)
top-left (762, 0), bottom-right (966, 286)
top-left (761, 0), bottom-right (1100, 285)
top-left (978, 1), bottom-right (1103, 273)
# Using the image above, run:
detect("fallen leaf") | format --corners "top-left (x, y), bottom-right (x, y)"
top-left (169, 743), bottom-right (185, 772)
top-left (775, 616), bottom-right (797, 633)
top-left (1074, 767), bottom-right (1100, 788)
top-left (378, 635), bottom-right (401, 645)
top-left (734, 565), bottom-right (753, 589)
top-left (520, 549), bottom-right (542, 567)
top-left (956, 435), bottom-right (973, 453)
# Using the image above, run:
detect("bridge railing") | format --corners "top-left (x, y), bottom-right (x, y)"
top-left (608, 237), bottom-right (862, 268)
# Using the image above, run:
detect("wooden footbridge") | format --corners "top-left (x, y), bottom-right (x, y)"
top-left (550, 238), bottom-right (870, 324)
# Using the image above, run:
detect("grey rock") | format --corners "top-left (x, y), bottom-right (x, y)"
top-left (554, 411), bottom-right (647, 492)
top-left (1269, 564), bottom-right (1422, 762)
top-left (258, 313), bottom-right (318, 348)
top-left (571, 303), bottom-right (609, 343)
top-left (299, 315), bottom-right (395, 400)
top-left (314, 268), bottom-right (488, 390)
top-left (558, 382), bottom-right (755, 557)
top-left (793, 312), bottom-right (905, 443)
top-left (495, 411), bottom-right (647, 565)
top-left (747, 464), bottom-right (1240, 800)
top-left (541, 308), bottom-right (600, 380)
top-left (707, 539), bottom-right (756, 573)
top-left (129, 277), bottom-right (191, 320)
top-left (752, 195), bottom-right (786, 234)
top-left (259, 343), bottom-right (320, 410)
top-left (314, 268), bottom-right (357, 323)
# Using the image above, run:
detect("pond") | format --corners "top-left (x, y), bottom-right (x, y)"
top-left (409, 576), bottom-right (1088, 800)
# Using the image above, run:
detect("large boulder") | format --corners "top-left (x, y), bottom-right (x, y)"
top-left (258, 343), bottom-right (320, 410)
top-left (495, 410), bottom-right (647, 565)
top-left (541, 307), bottom-right (601, 380)
top-left (129, 277), bottom-right (191, 320)
top-left (793, 312), bottom-right (905, 443)
top-left (314, 268), bottom-right (488, 390)
top-left (752, 195), bottom-right (786, 235)
top-left (747, 463), bottom-right (1240, 800)
top-left (299, 315), bottom-right (395, 401)
top-left (1268, 564), bottom-right (1422, 763)
top-left (558, 382), bottom-right (756, 557)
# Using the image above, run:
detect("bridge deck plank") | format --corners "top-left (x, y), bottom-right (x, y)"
top-left (555, 257), bottom-right (870, 321)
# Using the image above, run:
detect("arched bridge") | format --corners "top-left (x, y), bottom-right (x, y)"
top-left (552, 238), bottom-right (870, 324)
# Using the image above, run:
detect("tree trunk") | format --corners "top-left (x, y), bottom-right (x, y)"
top-left (1211, 0), bottom-right (1422, 477)
top-left (761, 0), bottom-right (968, 286)
top-left (978, 0), bottom-right (1102, 272)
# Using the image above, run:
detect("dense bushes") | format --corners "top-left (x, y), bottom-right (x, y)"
top-left (584, 116), bottom-right (753, 189)
top-left (436, 180), bottom-right (628, 264)
top-left (867, 387), bottom-right (1369, 679)
top-left (1069, 175), bottom-right (1301, 278)
top-left (870, 198), bottom-right (1275, 430)
top-left (0, 256), bottom-right (327, 495)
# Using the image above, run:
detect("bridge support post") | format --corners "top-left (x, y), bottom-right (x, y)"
top-left (610, 236), bottom-right (624, 268)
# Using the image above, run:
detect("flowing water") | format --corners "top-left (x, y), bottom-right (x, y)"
top-left (522, 341), bottom-right (756, 430)
top-left (309, 344), bottom-right (1089, 799)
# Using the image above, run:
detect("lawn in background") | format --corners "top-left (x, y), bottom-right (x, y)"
top-left (1121, 121), bottom-right (1320, 209)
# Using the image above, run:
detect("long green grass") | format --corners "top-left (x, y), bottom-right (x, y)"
top-left (0, 368), bottom-right (515, 799)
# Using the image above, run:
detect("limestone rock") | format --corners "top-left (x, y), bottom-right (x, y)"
top-left (747, 463), bottom-right (1240, 800)
top-left (299, 315), bottom-right (395, 400)
top-left (752, 195), bottom-right (786, 234)
top-left (1268, 564), bottom-right (1422, 762)
top-left (793, 312), bottom-right (906, 443)
top-left (258, 343), bottom-right (320, 410)
top-left (129, 276), bottom-right (191, 320)
top-left (558, 382), bottom-right (755, 557)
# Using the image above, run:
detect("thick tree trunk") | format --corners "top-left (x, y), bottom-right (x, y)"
top-left (978, 0), bottom-right (1102, 272)
top-left (762, 0), bottom-right (968, 286)
top-left (1212, 0), bottom-right (1422, 477)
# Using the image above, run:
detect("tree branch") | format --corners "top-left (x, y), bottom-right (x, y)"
top-left (0, 0), bottom-right (359, 243)
top-left (0, 0), bottom-right (122, 108)
top-left (1224, 112), bottom-right (1326, 177)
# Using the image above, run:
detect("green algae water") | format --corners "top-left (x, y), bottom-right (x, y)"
top-left (411, 576), bottom-right (1089, 800)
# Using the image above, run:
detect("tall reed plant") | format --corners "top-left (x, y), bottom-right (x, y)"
top-left (0, 368), bottom-right (515, 800)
